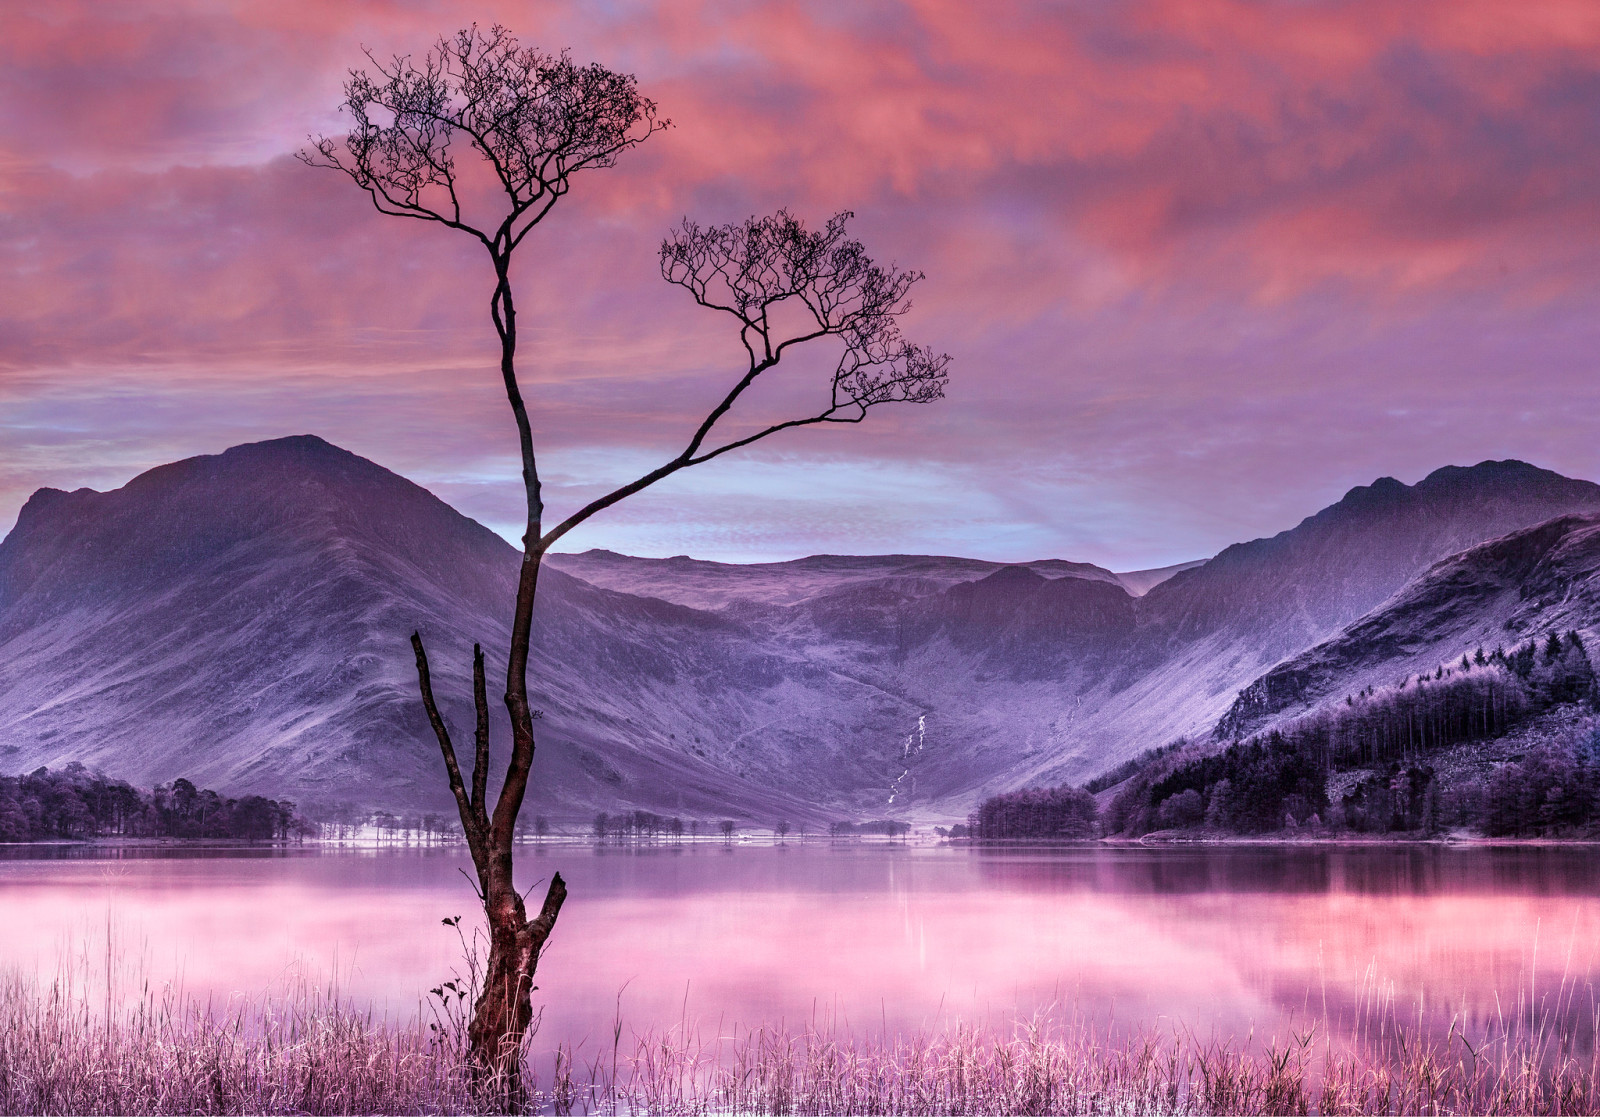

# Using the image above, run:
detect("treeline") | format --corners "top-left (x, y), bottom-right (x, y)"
top-left (0, 765), bottom-right (307, 842)
top-left (966, 785), bottom-right (1096, 839)
top-left (960, 633), bottom-right (1600, 842)
top-left (1108, 633), bottom-right (1597, 837)
top-left (1297, 634), bottom-right (1592, 772)
top-left (591, 812), bottom-right (779, 841)
top-left (593, 810), bottom-right (689, 841)
top-left (829, 819), bottom-right (912, 838)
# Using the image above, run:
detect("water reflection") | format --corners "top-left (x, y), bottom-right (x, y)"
top-left (972, 844), bottom-right (1600, 896)
top-left (0, 842), bottom-right (1595, 1056)
top-left (0, 842), bottom-right (316, 861)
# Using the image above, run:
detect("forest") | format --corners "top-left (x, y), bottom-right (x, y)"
top-left (966, 784), bottom-right (1097, 839)
top-left (0, 764), bottom-right (307, 842)
top-left (971, 633), bottom-right (1600, 841)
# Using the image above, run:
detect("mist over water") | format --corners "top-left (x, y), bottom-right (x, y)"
top-left (2, 843), bottom-right (1598, 1057)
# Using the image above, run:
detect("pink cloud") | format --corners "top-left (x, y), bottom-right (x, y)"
top-left (3, 0), bottom-right (1600, 562)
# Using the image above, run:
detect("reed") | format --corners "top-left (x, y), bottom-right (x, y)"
top-left (3, 965), bottom-right (1600, 1115)
top-left (0, 967), bottom-right (484, 1115)
top-left (578, 1015), bottom-right (1600, 1116)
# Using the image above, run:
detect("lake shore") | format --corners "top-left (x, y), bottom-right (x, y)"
top-left (1101, 827), bottom-right (1600, 847)
top-left (2, 967), bottom-right (1596, 1116)
top-left (13, 826), bottom-right (1600, 851)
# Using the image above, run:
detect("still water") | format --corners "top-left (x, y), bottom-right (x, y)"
top-left (2, 842), bottom-right (1597, 1053)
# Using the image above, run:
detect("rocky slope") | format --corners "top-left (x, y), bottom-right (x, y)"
top-left (4, 439), bottom-right (1599, 821)
top-left (1216, 514), bottom-right (1600, 739)
top-left (0, 438), bottom-right (918, 822)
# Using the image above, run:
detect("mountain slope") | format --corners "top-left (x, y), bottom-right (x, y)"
top-left (0, 437), bottom-right (922, 821)
top-left (1139, 462), bottom-right (1600, 661)
top-left (1004, 462), bottom-right (1600, 781)
top-left (5, 440), bottom-right (1600, 821)
top-left (1215, 514), bottom-right (1600, 739)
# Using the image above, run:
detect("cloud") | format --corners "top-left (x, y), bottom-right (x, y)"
top-left (3, 0), bottom-right (1600, 562)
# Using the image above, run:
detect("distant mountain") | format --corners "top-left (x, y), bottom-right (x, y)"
top-left (1010, 462), bottom-right (1600, 781)
top-left (4, 439), bottom-right (1599, 821)
top-left (1115, 560), bottom-right (1206, 598)
top-left (1141, 463), bottom-right (1600, 660)
top-left (1217, 513), bottom-right (1600, 739)
top-left (0, 437), bottom-right (916, 822)
top-left (544, 550), bottom-right (1191, 609)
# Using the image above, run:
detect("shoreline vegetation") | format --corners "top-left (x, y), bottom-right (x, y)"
top-left (965, 633), bottom-right (1600, 845)
top-left (17, 830), bottom-right (1600, 853)
top-left (0, 765), bottom-right (308, 843)
top-left (10, 632), bottom-right (1600, 851)
top-left (4, 967), bottom-right (1600, 1115)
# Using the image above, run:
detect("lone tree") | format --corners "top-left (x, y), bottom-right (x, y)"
top-left (304, 24), bottom-right (949, 1082)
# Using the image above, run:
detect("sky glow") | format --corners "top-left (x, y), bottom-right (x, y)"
top-left (3, 0), bottom-right (1600, 567)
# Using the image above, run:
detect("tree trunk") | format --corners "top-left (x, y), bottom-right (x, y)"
top-left (468, 860), bottom-right (566, 1085)
top-left (410, 264), bottom-right (569, 1094)
top-left (413, 624), bottom-right (568, 1091)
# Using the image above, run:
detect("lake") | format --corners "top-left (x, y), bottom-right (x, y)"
top-left (2, 841), bottom-right (1598, 1059)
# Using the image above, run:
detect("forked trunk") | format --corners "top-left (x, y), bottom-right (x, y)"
top-left (469, 861), bottom-right (567, 1089)
top-left (410, 598), bottom-right (566, 1094)
top-left (411, 271), bottom-right (569, 1090)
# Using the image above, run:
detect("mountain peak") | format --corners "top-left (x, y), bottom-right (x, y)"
top-left (1417, 459), bottom-right (1567, 489)
top-left (977, 564), bottom-right (1049, 587)
top-left (242, 432), bottom-right (338, 451)
top-left (15, 485), bottom-right (72, 517)
top-left (1311, 460), bottom-right (1600, 528)
top-left (1334, 476), bottom-right (1406, 507)
top-left (219, 433), bottom-right (349, 462)
top-left (1, 435), bottom-right (518, 628)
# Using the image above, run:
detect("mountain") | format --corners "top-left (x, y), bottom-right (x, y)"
top-left (1216, 513), bottom-right (1600, 739)
top-left (1005, 462), bottom-right (1600, 781)
top-left (0, 437), bottom-right (917, 822)
top-left (4, 439), bottom-right (1599, 821)
top-left (1141, 463), bottom-right (1600, 658)
top-left (543, 550), bottom-right (1194, 609)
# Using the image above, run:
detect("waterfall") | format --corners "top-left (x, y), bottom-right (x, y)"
top-left (887, 715), bottom-right (929, 805)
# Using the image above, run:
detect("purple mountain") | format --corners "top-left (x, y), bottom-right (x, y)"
top-left (1217, 513), bottom-right (1600, 739)
top-left (3, 437), bottom-right (1598, 820)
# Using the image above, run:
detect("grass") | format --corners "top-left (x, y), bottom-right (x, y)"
top-left (0, 968), bottom-right (480, 1114)
top-left (5, 961), bottom-right (1600, 1117)
top-left (570, 1016), bottom-right (1600, 1116)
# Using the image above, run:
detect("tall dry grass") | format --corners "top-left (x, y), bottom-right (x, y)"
top-left (575, 1014), bottom-right (1600, 1116)
top-left (0, 967), bottom-right (484, 1114)
top-left (2, 964), bottom-right (1600, 1114)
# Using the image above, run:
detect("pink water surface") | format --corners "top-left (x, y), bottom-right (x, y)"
top-left (1, 843), bottom-right (1597, 1057)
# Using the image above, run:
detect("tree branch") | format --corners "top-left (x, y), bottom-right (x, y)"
top-left (529, 871), bottom-right (567, 950)
top-left (411, 632), bottom-right (489, 894)
top-left (685, 408), bottom-right (867, 466)
top-left (534, 211), bottom-right (950, 553)
top-left (471, 643), bottom-right (491, 819)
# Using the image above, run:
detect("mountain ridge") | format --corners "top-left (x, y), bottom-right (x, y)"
top-left (1215, 512), bottom-right (1600, 741)
top-left (4, 437), bottom-right (1599, 821)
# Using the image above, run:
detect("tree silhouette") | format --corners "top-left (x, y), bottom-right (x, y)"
top-left (304, 24), bottom-right (949, 1084)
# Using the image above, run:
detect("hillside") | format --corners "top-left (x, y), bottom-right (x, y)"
top-left (1217, 514), bottom-right (1600, 739)
top-left (0, 437), bottom-right (916, 822)
top-left (4, 439), bottom-right (1600, 820)
top-left (1088, 513), bottom-right (1600, 842)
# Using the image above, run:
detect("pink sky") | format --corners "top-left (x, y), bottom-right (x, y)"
top-left (4, 0), bottom-right (1600, 566)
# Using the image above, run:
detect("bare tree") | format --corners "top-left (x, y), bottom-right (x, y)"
top-left (304, 23), bottom-right (948, 1085)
